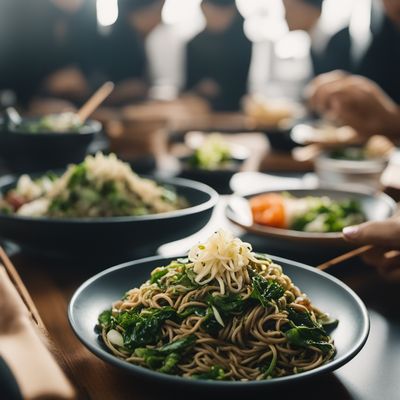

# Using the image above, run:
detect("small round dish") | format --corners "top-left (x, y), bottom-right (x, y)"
top-left (226, 188), bottom-right (397, 248)
top-left (68, 254), bottom-right (369, 389)
top-left (315, 150), bottom-right (389, 190)
top-left (179, 133), bottom-right (250, 194)
top-left (0, 117), bottom-right (101, 173)
top-left (0, 175), bottom-right (218, 263)
top-left (290, 123), bottom-right (361, 147)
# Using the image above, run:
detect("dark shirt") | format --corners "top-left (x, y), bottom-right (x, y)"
top-left (185, 14), bottom-right (252, 111)
top-left (0, 0), bottom-right (30, 105)
top-left (10, 0), bottom-right (103, 105)
top-left (311, 16), bottom-right (400, 103)
top-left (104, 18), bottom-right (147, 84)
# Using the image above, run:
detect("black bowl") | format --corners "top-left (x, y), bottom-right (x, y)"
top-left (262, 123), bottom-right (298, 152)
top-left (68, 254), bottom-right (369, 391)
top-left (178, 156), bottom-right (246, 195)
top-left (0, 175), bottom-right (218, 263)
top-left (0, 118), bottom-right (101, 173)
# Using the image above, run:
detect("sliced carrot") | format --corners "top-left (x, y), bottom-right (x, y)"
top-left (250, 193), bottom-right (286, 228)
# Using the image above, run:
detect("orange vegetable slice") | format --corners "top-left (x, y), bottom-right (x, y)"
top-left (249, 193), bottom-right (286, 228)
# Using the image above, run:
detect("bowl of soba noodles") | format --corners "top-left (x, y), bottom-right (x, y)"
top-left (69, 230), bottom-right (369, 388)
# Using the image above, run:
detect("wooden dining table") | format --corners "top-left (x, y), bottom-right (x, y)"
top-left (4, 193), bottom-right (400, 400)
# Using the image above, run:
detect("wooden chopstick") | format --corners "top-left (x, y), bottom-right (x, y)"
top-left (77, 81), bottom-right (114, 123)
top-left (0, 246), bottom-right (45, 329)
top-left (317, 245), bottom-right (373, 271)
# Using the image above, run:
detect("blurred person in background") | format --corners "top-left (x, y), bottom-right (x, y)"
top-left (307, 1), bottom-right (400, 137)
top-left (105, 0), bottom-right (183, 105)
top-left (282, 0), bottom-right (345, 76)
top-left (284, 0), bottom-right (400, 103)
top-left (0, 0), bottom-right (33, 108)
top-left (26, 0), bottom-right (104, 110)
top-left (307, 72), bottom-right (400, 137)
top-left (185, 0), bottom-right (252, 111)
top-left (326, 0), bottom-right (400, 104)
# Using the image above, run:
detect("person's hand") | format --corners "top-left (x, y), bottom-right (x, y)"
top-left (343, 217), bottom-right (400, 282)
top-left (307, 71), bottom-right (400, 138)
top-left (43, 67), bottom-right (90, 100)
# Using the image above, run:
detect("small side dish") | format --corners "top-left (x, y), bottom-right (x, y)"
top-left (243, 95), bottom-right (301, 128)
top-left (250, 193), bottom-right (365, 232)
top-left (188, 134), bottom-right (233, 170)
top-left (97, 230), bottom-right (337, 381)
top-left (0, 153), bottom-right (186, 218)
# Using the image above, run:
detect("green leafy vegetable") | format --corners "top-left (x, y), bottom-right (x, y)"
top-left (207, 293), bottom-right (245, 315)
top-left (106, 307), bottom-right (178, 350)
top-left (291, 198), bottom-right (365, 233)
top-left (285, 307), bottom-right (335, 354)
top-left (287, 307), bottom-right (324, 332)
top-left (192, 366), bottom-right (226, 380)
top-left (151, 261), bottom-right (198, 290)
top-left (150, 267), bottom-right (169, 285)
top-left (251, 275), bottom-right (285, 307)
top-left (201, 293), bottom-right (245, 335)
top-left (98, 309), bottom-right (112, 329)
top-left (330, 147), bottom-right (367, 161)
top-left (178, 305), bottom-right (207, 319)
top-left (318, 314), bottom-right (339, 332)
top-left (67, 163), bottom-right (87, 189)
top-left (135, 335), bottom-right (196, 374)
top-left (253, 253), bottom-right (272, 262)
top-left (263, 352), bottom-right (277, 378)
top-left (285, 326), bottom-right (334, 354)
top-left (190, 135), bottom-right (232, 170)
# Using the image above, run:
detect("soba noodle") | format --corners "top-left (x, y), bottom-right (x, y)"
top-left (98, 230), bottom-right (336, 381)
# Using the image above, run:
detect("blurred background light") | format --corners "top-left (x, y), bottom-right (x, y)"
top-left (96, 0), bottom-right (118, 27)
top-left (96, 0), bottom-right (357, 40)
top-left (162, 0), bottom-right (205, 39)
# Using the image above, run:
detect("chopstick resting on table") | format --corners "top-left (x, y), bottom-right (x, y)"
top-left (317, 245), bottom-right (373, 271)
top-left (0, 246), bottom-right (45, 329)
top-left (0, 248), bottom-right (76, 399)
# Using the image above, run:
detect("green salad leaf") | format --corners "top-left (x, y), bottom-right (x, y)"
top-left (253, 253), bottom-right (272, 262)
top-left (151, 261), bottom-right (198, 291)
top-left (150, 267), bottom-right (169, 285)
top-left (263, 352), bottom-right (278, 378)
top-left (285, 326), bottom-right (334, 354)
top-left (251, 275), bottom-right (285, 307)
top-left (135, 335), bottom-right (196, 374)
top-left (291, 198), bottom-right (364, 233)
top-left (192, 366), bottom-right (226, 380)
top-left (102, 307), bottom-right (178, 350)
top-left (285, 307), bottom-right (335, 354)
top-left (98, 309), bottom-right (113, 329)
top-left (200, 293), bottom-right (245, 335)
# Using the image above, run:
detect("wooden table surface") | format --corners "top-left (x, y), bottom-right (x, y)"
top-left (7, 198), bottom-right (400, 400)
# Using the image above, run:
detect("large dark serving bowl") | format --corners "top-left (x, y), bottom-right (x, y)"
top-left (0, 118), bottom-right (101, 173)
top-left (0, 175), bottom-right (218, 263)
top-left (68, 254), bottom-right (369, 391)
top-left (178, 153), bottom-right (248, 195)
